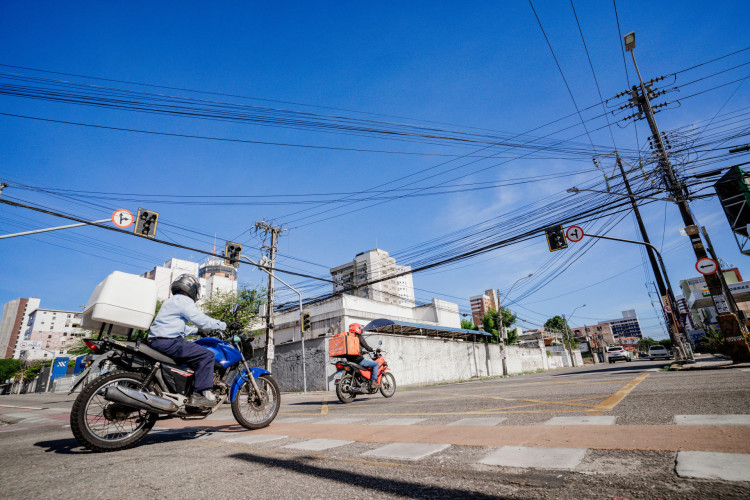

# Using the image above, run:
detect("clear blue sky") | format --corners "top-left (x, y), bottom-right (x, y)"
top-left (1, 1), bottom-right (748, 339)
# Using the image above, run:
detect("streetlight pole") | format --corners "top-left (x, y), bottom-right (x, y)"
top-left (498, 273), bottom-right (533, 341)
top-left (562, 304), bottom-right (585, 367)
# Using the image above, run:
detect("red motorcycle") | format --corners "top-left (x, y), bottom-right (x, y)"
top-left (332, 346), bottom-right (396, 404)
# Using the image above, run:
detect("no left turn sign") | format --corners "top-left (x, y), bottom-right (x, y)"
top-left (112, 209), bottom-right (134, 229)
top-left (566, 225), bottom-right (584, 243)
top-left (695, 257), bottom-right (718, 275)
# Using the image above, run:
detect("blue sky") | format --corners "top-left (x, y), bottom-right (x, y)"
top-left (1, 1), bottom-right (748, 339)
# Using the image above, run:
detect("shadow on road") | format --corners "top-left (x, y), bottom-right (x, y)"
top-left (230, 452), bottom-right (513, 499)
top-left (552, 363), bottom-right (666, 377)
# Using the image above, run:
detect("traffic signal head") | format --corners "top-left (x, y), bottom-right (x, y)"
top-left (301, 312), bottom-right (311, 332)
top-left (545, 225), bottom-right (568, 252)
top-left (715, 166), bottom-right (750, 238)
top-left (134, 208), bottom-right (159, 238)
top-left (224, 242), bottom-right (242, 267)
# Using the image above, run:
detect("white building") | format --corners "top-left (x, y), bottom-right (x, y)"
top-left (330, 249), bottom-right (415, 307)
top-left (14, 307), bottom-right (85, 361)
top-left (142, 257), bottom-right (238, 303)
top-left (267, 294), bottom-right (460, 347)
top-left (599, 310), bottom-right (643, 341)
top-left (0, 297), bottom-right (40, 359)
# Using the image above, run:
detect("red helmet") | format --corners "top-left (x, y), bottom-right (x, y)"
top-left (348, 323), bottom-right (362, 334)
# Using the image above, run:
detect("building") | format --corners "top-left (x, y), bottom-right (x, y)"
top-left (268, 294), bottom-right (460, 347)
top-left (571, 322), bottom-right (616, 348)
top-left (142, 256), bottom-right (237, 303)
top-left (599, 310), bottom-right (642, 341)
top-left (14, 306), bottom-right (85, 360)
top-left (679, 268), bottom-right (750, 329)
top-left (0, 297), bottom-right (40, 359)
top-left (469, 289), bottom-right (498, 327)
top-left (675, 295), bottom-right (697, 331)
top-left (330, 249), bottom-right (415, 307)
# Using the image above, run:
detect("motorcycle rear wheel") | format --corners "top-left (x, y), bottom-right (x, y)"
top-left (379, 372), bottom-right (396, 398)
top-left (232, 374), bottom-right (281, 430)
top-left (70, 370), bottom-right (157, 452)
top-left (336, 374), bottom-right (357, 404)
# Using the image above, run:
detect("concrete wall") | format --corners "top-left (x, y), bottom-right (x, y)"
top-left (258, 334), bottom-right (572, 392)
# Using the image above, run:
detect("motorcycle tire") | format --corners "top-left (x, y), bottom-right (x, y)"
top-left (70, 370), bottom-right (157, 452)
top-left (336, 374), bottom-right (357, 404)
top-left (379, 372), bottom-right (396, 398)
top-left (232, 374), bottom-right (281, 430)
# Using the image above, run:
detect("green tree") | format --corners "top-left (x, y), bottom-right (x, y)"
top-left (506, 328), bottom-right (519, 345)
top-left (481, 308), bottom-right (500, 343)
top-left (499, 307), bottom-right (517, 328)
top-left (544, 316), bottom-right (578, 349)
top-left (0, 359), bottom-right (23, 382)
top-left (637, 337), bottom-right (657, 352)
top-left (460, 319), bottom-right (478, 330)
top-left (200, 285), bottom-right (265, 329)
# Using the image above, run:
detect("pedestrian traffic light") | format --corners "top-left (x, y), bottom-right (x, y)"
top-left (301, 312), bottom-right (311, 332)
top-left (545, 225), bottom-right (568, 252)
top-left (134, 208), bottom-right (159, 238)
top-left (224, 241), bottom-right (242, 267)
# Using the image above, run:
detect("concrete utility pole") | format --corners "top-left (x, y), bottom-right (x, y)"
top-left (623, 32), bottom-right (749, 361)
top-left (254, 219), bottom-right (284, 371)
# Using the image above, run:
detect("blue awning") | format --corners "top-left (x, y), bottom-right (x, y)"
top-left (362, 318), bottom-right (492, 340)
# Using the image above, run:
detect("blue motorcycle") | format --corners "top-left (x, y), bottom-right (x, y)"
top-left (69, 325), bottom-right (279, 452)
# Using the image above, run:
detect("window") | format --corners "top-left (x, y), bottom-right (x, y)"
top-left (48, 335), bottom-right (52, 338)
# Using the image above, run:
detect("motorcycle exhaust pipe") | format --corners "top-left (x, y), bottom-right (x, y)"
top-left (104, 385), bottom-right (179, 413)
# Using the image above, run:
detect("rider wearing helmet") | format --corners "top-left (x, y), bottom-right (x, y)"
top-left (343, 323), bottom-right (381, 389)
top-left (148, 274), bottom-right (229, 408)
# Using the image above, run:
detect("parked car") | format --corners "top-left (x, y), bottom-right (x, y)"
top-left (606, 345), bottom-right (631, 363)
top-left (648, 345), bottom-right (671, 360)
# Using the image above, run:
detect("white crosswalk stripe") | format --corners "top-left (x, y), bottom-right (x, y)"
top-left (283, 438), bottom-right (354, 451)
top-left (480, 446), bottom-right (587, 469)
top-left (372, 418), bottom-right (425, 426)
top-left (366, 442), bottom-right (450, 461)
top-left (676, 451), bottom-right (750, 482)
top-left (544, 416), bottom-right (616, 425)
top-left (674, 414), bottom-right (750, 426)
top-left (448, 417), bottom-right (506, 426)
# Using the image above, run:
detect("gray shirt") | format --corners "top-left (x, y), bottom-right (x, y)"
top-left (148, 294), bottom-right (226, 339)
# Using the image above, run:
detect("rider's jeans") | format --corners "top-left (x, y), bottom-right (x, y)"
top-left (150, 337), bottom-right (214, 391)
top-left (359, 358), bottom-right (379, 385)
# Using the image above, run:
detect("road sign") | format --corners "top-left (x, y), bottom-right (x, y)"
top-left (663, 304), bottom-right (672, 313)
top-left (112, 209), bottom-right (134, 229)
top-left (695, 257), bottom-right (718, 275)
top-left (566, 225), bottom-right (584, 243)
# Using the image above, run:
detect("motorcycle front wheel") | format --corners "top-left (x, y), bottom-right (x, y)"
top-left (70, 370), bottom-right (157, 452)
top-left (379, 372), bottom-right (396, 398)
top-left (336, 374), bottom-right (357, 404)
top-left (232, 374), bottom-right (281, 430)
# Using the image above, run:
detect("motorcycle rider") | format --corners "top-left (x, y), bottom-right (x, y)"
top-left (343, 323), bottom-right (381, 390)
top-left (148, 274), bottom-right (238, 407)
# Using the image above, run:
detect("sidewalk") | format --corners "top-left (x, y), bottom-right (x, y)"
top-left (670, 353), bottom-right (750, 371)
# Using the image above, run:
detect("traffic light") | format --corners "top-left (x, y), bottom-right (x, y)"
top-left (545, 225), bottom-right (568, 252)
top-left (134, 208), bottom-right (159, 238)
top-left (715, 166), bottom-right (750, 238)
top-left (224, 241), bottom-right (242, 267)
top-left (301, 312), bottom-right (311, 332)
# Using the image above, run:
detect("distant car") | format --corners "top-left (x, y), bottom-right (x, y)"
top-left (648, 345), bottom-right (671, 361)
top-left (606, 346), bottom-right (631, 363)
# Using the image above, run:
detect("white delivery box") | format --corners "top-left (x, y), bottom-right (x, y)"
top-left (82, 271), bottom-right (158, 335)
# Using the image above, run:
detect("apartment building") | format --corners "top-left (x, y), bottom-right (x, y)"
top-left (330, 249), bottom-right (415, 307)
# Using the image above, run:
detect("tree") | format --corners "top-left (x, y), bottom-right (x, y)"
top-left (200, 285), bottom-right (265, 330)
top-left (0, 359), bottom-right (23, 382)
top-left (544, 315), bottom-right (578, 349)
top-left (499, 307), bottom-right (517, 328)
top-left (637, 337), bottom-right (657, 352)
top-left (506, 328), bottom-right (519, 345)
top-left (460, 319), bottom-right (478, 330)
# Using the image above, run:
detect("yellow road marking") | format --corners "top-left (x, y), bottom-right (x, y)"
top-left (588, 373), bottom-right (649, 414)
top-left (321, 396), bottom-right (328, 415)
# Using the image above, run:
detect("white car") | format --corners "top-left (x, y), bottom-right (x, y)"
top-left (649, 345), bottom-right (671, 360)
top-left (606, 346), bottom-right (630, 363)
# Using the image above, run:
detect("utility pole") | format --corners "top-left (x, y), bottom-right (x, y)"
top-left (622, 32), bottom-right (748, 360)
top-left (614, 153), bottom-right (682, 340)
top-left (254, 219), bottom-right (284, 371)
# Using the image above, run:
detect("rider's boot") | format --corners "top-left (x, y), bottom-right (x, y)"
top-left (188, 390), bottom-right (216, 408)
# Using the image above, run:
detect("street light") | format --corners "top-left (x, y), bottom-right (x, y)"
top-left (498, 273), bottom-right (533, 341)
top-left (563, 304), bottom-right (586, 367)
top-left (624, 31), bottom-right (636, 52)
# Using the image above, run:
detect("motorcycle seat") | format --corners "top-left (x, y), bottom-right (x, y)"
top-left (119, 341), bottom-right (177, 365)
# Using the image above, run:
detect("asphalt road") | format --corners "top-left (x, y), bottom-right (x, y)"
top-left (2, 358), bottom-right (749, 499)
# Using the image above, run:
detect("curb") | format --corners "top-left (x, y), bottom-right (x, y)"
top-left (668, 361), bottom-right (750, 371)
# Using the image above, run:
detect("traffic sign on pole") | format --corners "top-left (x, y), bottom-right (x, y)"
top-left (695, 257), bottom-right (718, 275)
top-left (112, 209), bottom-right (134, 229)
top-left (664, 304), bottom-right (672, 313)
top-left (566, 225), bottom-right (584, 243)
